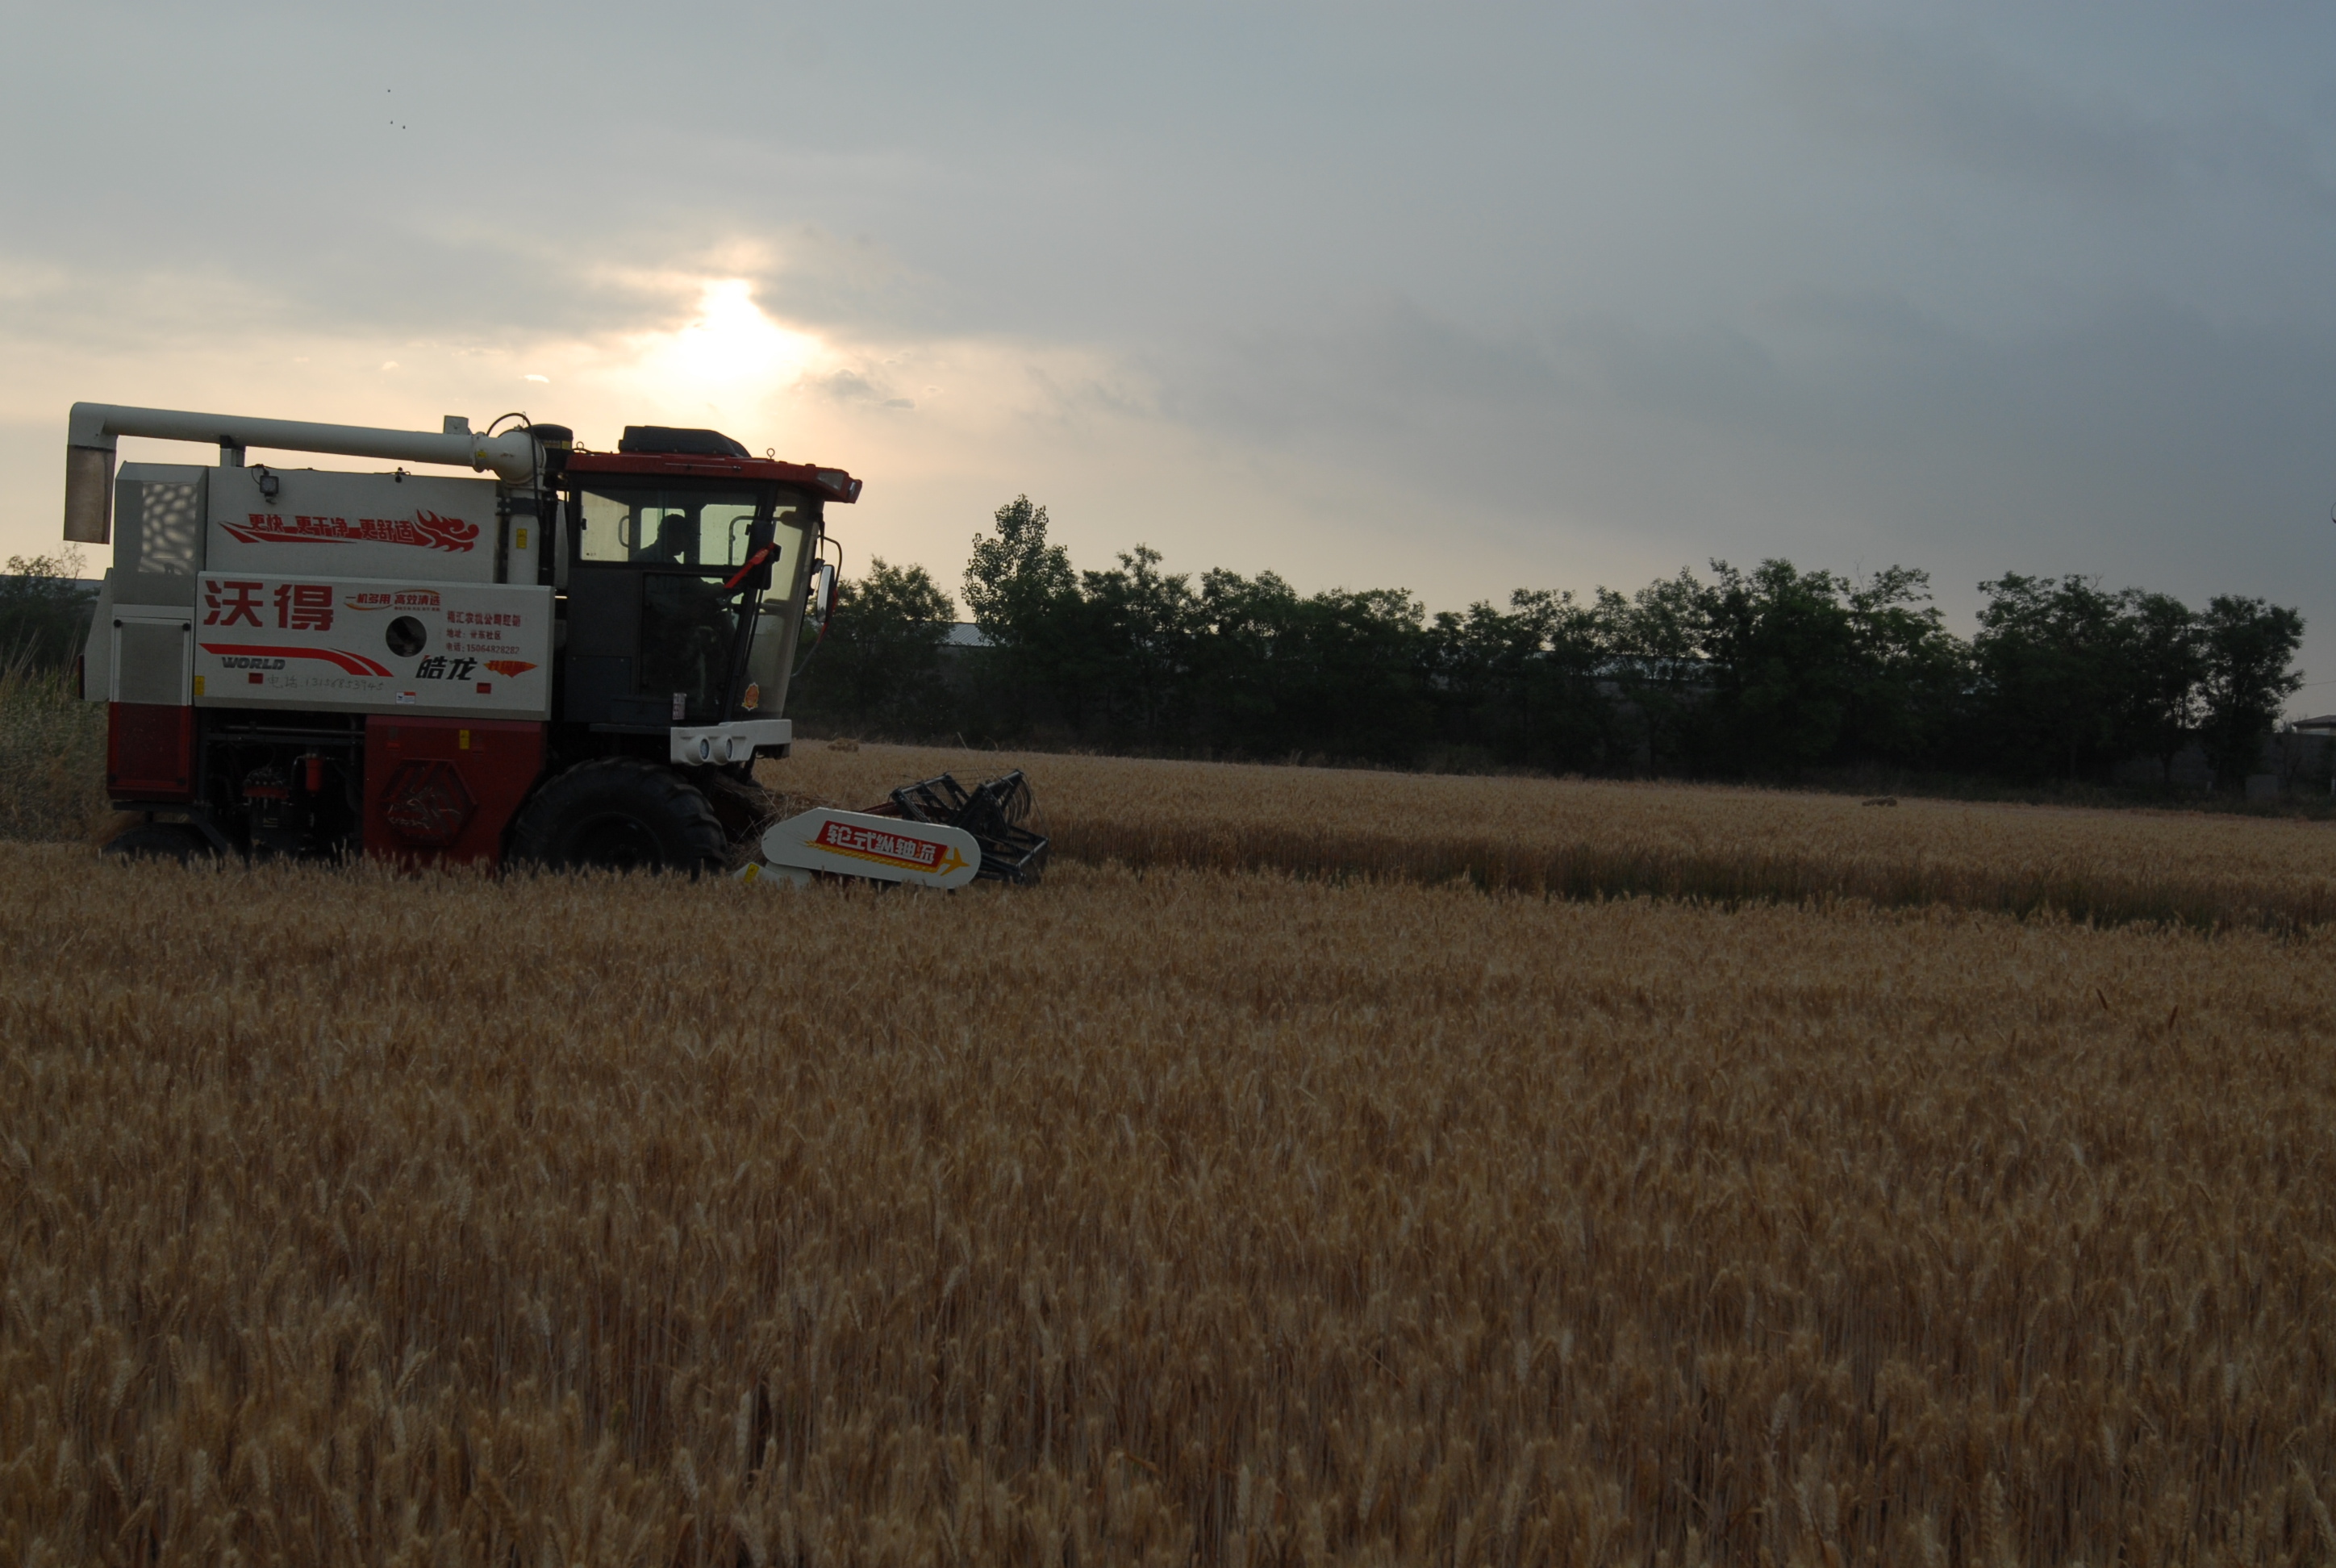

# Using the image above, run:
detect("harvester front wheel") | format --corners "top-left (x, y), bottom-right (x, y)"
top-left (507, 759), bottom-right (726, 876)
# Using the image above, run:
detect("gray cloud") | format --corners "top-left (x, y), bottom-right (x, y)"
top-left (1148, 285), bottom-right (2336, 623)
top-left (1783, 25), bottom-right (2186, 199)
top-left (6, 0), bottom-right (2336, 686)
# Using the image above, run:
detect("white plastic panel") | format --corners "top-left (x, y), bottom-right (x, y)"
top-left (115, 465), bottom-right (207, 586)
top-left (192, 576), bottom-right (553, 720)
top-left (205, 468), bottom-right (502, 584)
top-left (80, 575), bottom-right (114, 700)
top-left (111, 612), bottom-right (192, 706)
top-left (669, 719), bottom-right (790, 765)
top-left (757, 807), bottom-right (981, 888)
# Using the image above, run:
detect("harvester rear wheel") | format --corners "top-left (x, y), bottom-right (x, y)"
top-left (507, 759), bottom-right (726, 876)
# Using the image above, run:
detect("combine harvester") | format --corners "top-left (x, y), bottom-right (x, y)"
top-left (60, 402), bottom-right (1045, 886)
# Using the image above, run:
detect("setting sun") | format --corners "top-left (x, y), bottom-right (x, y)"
top-left (649, 278), bottom-right (820, 393)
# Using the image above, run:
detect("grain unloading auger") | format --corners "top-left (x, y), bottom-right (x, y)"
top-left (60, 400), bottom-right (1048, 886)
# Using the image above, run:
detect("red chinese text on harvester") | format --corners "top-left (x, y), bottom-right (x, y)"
top-left (813, 819), bottom-right (948, 869)
top-left (221, 511), bottom-right (478, 553)
top-left (203, 581), bottom-right (334, 631)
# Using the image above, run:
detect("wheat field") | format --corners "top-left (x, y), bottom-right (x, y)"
top-left (5, 776), bottom-right (2334, 1565)
top-left (0, 664), bottom-right (104, 846)
top-left (770, 744), bottom-right (2336, 933)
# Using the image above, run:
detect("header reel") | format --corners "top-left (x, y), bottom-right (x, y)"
top-left (886, 771), bottom-right (1049, 886)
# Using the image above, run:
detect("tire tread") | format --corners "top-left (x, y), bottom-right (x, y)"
top-left (507, 758), bottom-right (726, 874)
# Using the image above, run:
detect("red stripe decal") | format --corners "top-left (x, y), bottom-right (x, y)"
top-left (201, 643), bottom-right (396, 678)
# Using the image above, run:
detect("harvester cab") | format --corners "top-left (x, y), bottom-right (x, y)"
top-left (62, 402), bottom-right (1045, 885)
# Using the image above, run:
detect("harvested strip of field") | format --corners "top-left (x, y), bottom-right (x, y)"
top-left (773, 743), bottom-right (2336, 930)
top-left (3, 845), bottom-right (2332, 1564)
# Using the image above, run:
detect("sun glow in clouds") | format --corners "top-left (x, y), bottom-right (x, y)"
top-left (652, 279), bottom-right (823, 391)
top-left (571, 277), bottom-right (842, 436)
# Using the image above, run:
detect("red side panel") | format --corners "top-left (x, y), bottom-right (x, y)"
top-left (108, 703), bottom-right (195, 800)
top-left (363, 716), bottom-right (545, 868)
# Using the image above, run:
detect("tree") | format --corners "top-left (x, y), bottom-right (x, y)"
top-left (925, 508), bottom-right (2306, 790)
top-left (1971, 574), bottom-right (2139, 782)
top-left (964, 496), bottom-right (1074, 649)
top-left (1183, 571), bottom-right (1434, 763)
top-left (963, 496), bottom-right (1082, 735)
top-left (1603, 570), bottom-right (1709, 774)
top-left (0, 552), bottom-right (94, 673)
top-left (2119, 592), bottom-right (2205, 786)
top-left (1069, 545), bottom-right (1200, 747)
top-left (1269, 586), bottom-right (1434, 763)
top-left (1693, 559), bottom-right (1864, 775)
top-left (802, 557), bottom-right (958, 736)
top-left (1839, 565), bottom-right (1969, 770)
top-left (1500, 588), bottom-right (1618, 769)
top-left (1185, 567), bottom-right (1304, 753)
top-left (1427, 589), bottom-right (1616, 773)
top-left (2196, 594), bottom-right (2305, 790)
top-left (1618, 559), bottom-right (1965, 779)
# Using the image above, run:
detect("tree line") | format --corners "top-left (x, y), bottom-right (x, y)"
top-left (7, 519), bottom-right (2304, 791)
top-left (0, 554), bottom-right (95, 673)
top-left (794, 498), bottom-right (2310, 790)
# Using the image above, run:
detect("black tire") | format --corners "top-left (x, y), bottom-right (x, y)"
top-left (698, 767), bottom-right (780, 846)
top-left (102, 824), bottom-right (217, 864)
top-left (507, 758), bottom-right (727, 875)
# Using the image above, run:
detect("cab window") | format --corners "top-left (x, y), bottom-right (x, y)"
top-left (577, 486), bottom-right (762, 567)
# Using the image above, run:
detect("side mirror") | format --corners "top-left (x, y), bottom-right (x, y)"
top-left (811, 561), bottom-right (838, 623)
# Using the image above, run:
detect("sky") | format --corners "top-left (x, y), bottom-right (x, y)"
top-left (5, 2), bottom-right (2335, 705)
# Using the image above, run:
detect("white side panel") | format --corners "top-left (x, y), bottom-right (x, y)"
top-left (205, 469), bottom-right (501, 584)
top-left (192, 576), bottom-right (553, 720)
top-left (670, 719), bottom-right (790, 765)
top-left (81, 573), bottom-right (115, 700)
top-left (115, 464), bottom-right (207, 585)
top-left (506, 505), bottom-right (543, 585)
top-left (757, 807), bottom-right (981, 888)
top-left (111, 611), bottom-right (193, 705)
